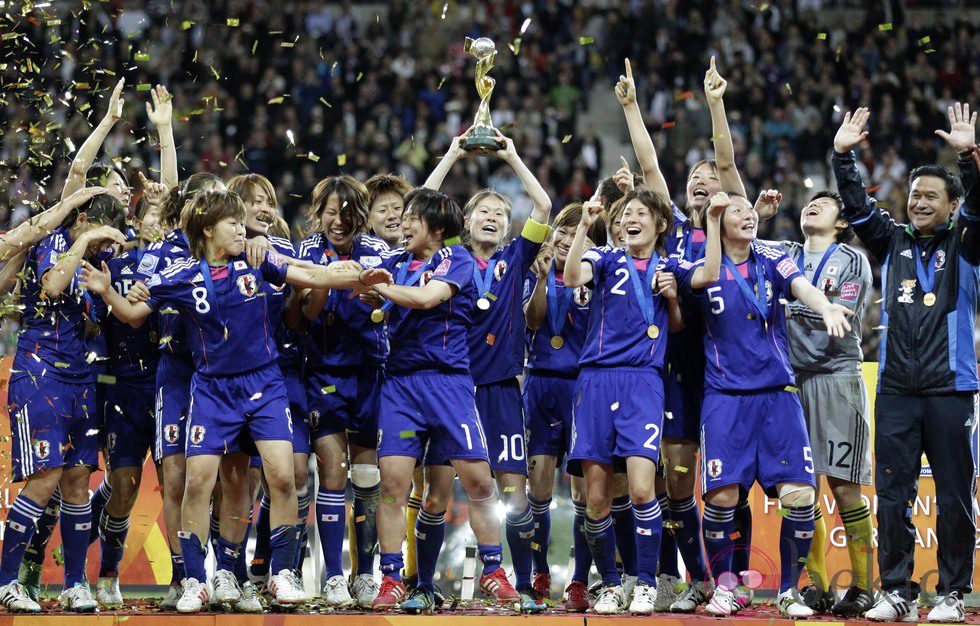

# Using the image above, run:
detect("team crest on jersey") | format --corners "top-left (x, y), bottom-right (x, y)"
top-left (574, 285), bottom-right (592, 306)
top-left (308, 410), bottom-right (320, 429)
top-left (107, 433), bottom-right (117, 451)
top-left (190, 425), bottom-right (206, 445)
top-left (420, 270), bottom-right (434, 286)
top-left (493, 260), bottom-right (508, 280)
top-left (33, 439), bottom-right (50, 460)
top-left (755, 281), bottom-right (773, 302)
top-left (935, 249), bottom-right (946, 270)
top-left (898, 279), bottom-right (916, 304)
top-left (165, 424), bottom-right (180, 444)
top-left (820, 277), bottom-right (837, 294)
top-left (707, 458), bottom-right (722, 478)
top-left (237, 274), bottom-right (258, 296)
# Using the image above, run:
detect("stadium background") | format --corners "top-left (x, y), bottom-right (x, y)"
top-left (0, 0), bottom-right (977, 599)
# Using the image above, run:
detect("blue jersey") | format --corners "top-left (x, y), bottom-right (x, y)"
top-left (579, 247), bottom-right (677, 370)
top-left (676, 242), bottom-right (804, 391)
top-left (298, 232), bottom-right (389, 370)
top-left (13, 227), bottom-right (97, 383)
top-left (381, 245), bottom-right (477, 375)
top-left (466, 221), bottom-right (548, 385)
top-left (264, 236), bottom-right (304, 377)
top-left (523, 269), bottom-right (593, 376)
top-left (103, 247), bottom-right (161, 380)
top-left (146, 230), bottom-right (193, 360)
top-left (664, 205), bottom-right (707, 262)
top-left (145, 251), bottom-right (289, 377)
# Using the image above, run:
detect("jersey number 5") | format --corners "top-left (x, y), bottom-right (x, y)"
top-left (707, 286), bottom-right (725, 314)
top-left (192, 286), bottom-right (211, 313)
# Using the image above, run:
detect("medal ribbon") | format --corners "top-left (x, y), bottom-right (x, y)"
top-left (623, 253), bottom-right (658, 329)
top-left (911, 241), bottom-right (938, 295)
top-left (546, 265), bottom-right (575, 338)
top-left (380, 254), bottom-right (429, 313)
top-left (795, 243), bottom-right (838, 288)
top-left (198, 259), bottom-right (227, 325)
top-left (722, 252), bottom-right (768, 320)
top-left (473, 258), bottom-right (498, 299)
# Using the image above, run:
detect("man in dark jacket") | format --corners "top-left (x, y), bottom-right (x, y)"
top-left (831, 103), bottom-right (979, 623)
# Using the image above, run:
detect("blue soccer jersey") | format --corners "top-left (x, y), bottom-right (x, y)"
top-left (264, 235), bottom-right (305, 377)
top-left (14, 227), bottom-right (99, 383)
top-left (381, 245), bottom-right (477, 375)
top-left (103, 247), bottom-right (162, 380)
top-left (145, 251), bottom-right (289, 377)
top-left (466, 220), bottom-right (549, 385)
top-left (578, 247), bottom-right (677, 370)
top-left (145, 230), bottom-right (193, 361)
top-left (676, 242), bottom-right (804, 391)
top-left (523, 269), bottom-right (593, 376)
top-left (297, 232), bottom-right (390, 370)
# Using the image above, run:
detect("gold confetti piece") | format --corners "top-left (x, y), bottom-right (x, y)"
top-left (817, 33), bottom-right (827, 40)
top-left (674, 466), bottom-right (689, 473)
top-left (136, 83), bottom-right (152, 91)
top-left (321, 385), bottom-right (336, 394)
top-left (252, 40), bottom-right (258, 55)
top-left (579, 36), bottom-right (594, 45)
top-left (1, 33), bottom-right (19, 41)
top-left (227, 18), bottom-right (240, 27)
top-left (338, 154), bottom-right (347, 166)
top-left (562, 135), bottom-right (572, 143)
top-left (440, 3), bottom-right (448, 19)
top-left (47, 19), bottom-right (61, 26)
top-left (878, 23), bottom-right (893, 31)
top-left (286, 129), bottom-right (295, 145)
top-left (509, 38), bottom-right (522, 56)
top-left (97, 375), bottom-right (117, 385)
top-left (531, 542), bottom-right (541, 551)
top-left (134, 52), bottom-right (149, 62)
top-left (503, 486), bottom-right (516, 493)
top-left (308, 152), bottom-right (320, 162)
top-left (918, 36), bottom-right (931, 44)
top-left (778, 508), bottom-right (789, 516)
top-left (268, 97), bottom-right (284, 104)
top-left (181, 20), bottom-right (194, 30)
top-left (355, 515), bottom-right (366, 523)
top-left (785, 83), bottom-right (792, 94)
top-left (399, 430), bottom-right (416, 439)
top-left (281, 42), bottom-right (295, 48)
top-left (437, 77), bottom-right (446, 90)
top-left (520, 17), bottom-right (532, 34)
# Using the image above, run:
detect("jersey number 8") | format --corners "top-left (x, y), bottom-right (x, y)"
top-left (192, 286), bottom-right (211, 313)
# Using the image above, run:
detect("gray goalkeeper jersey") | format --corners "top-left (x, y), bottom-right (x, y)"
top-left (779, 241), bottom-right (872, 374)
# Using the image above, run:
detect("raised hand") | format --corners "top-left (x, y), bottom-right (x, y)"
top-left (580, 200), bottom-right (603, 228)
top-left (707, 191), bottom-right (731, 219)
top-left (145, 85), bottom-right (173, 128)
top-left (63, 186), bottom-right (108, 209)
top-left (615, 59), bottom-right (636, 107)
top-left (137, 171), bottom-right (168, 205)
top-left (105, 78), bottom-right (125, 122)
top-left (613, 156), bottom-right (634, 193)
top-left (245, 236), bottom-right (271, 268)
top-left (834, 108), bottom-right (871, 154)
top-left (446, 126), bottom-right (476, 160)
top-left (935, 102), bottom-right (977, 153)
top-left (703, 56), bottom-right (727, 103)
top-left (754, 188), bottom-right (782, 217)
top-left (531, 242), bottom-right (554, 279)
top-left (79, 260), bottom-right (112, 295)
top-left (491, 130), bottom-right (519, 163)
top-left (656, 271), bottom-right (678, 300)
top-left (83, 225), bottom-right (128, 247)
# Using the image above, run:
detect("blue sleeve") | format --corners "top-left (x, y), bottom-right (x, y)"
top-left (145, 272), bottom-right (182, 312)
top-left (36, 234), bottom-right (68, 278)
top-left (522, 272), bottom-right (538, 305)
top-left (260, 250), bottom-right (290, 286)
top-left (430, 252), bottom-right (472, 293)
top-left (510, 234), bottom-right (544, 276)
top-left (582, 247), bottom-right (607, 285)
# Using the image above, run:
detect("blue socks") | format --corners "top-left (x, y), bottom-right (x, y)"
top-left (611, 495), bottom-right (637, 577)
top-left (658, 494), bottom-right (680, 578)
top-left (250, 494), bottom-right (271, 576)
top-left (24, 489), bottom-right (59, 567)
top-left (529, 496), bottom-right (552, 575)
top-left (380, 552), bottom-right (404, 581)
top-left (633, 499), bottom-right (663, 586)
top-left (505, 504), bottom-right (535, 589)
top-left (415, 507), bottom-right (445, 591)
top-left (234, 518), bottom-right (251, 582)
top-left (269, 524), bottom-right (300, 575)
top-left (703, 503), bottom-right (736, 587)
top-left (296, 489), bottom-right (310, 571)
top-left (178, 531), bottom-right (207, 582)
top-left (571, 500), bottom-right (593, 584)
top-left (88, 479), bottom-right (111, 545)
top-left (352, 482), bottom-right (379, 575)
top-left (780, 504), bottom-right (815, 592)
top-left (216, 535), bottom-right (239, 573)
top-left (585, 514), bottom-right (620, 586)
top-left (732, 497), bottom-right (753, 579)
top-left (98, 514), bottom-right (130, 577)
top-left (669, 495), bottom-right (708, 581)
top-left (60, 500), bottom-right (92, 588)
top-left (478, 543), bottom-right (503, 576)
top-left (0, 495), bottom-right (44, 584)
top-left (315, 488), bottom-right (346, 578)
top-left (171, 553), bottom-right (185, 586)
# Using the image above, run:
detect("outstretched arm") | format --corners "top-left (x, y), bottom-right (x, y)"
top-left (42, 225), bottom-right (126, 299)
top-left (285, 263), bottom-right (392, 292)
top-left (688, 192), bottom-right (726, 289)
top-left (0, 186), bottom-right (107, 263)
top-left (562, 201), bottom-right (602, 288)
top-left (790, 277), bottom-right (855, 338)
top-left (80, 260), bottom-right (154, 324)
top-left (616, 59), bottom-right (670, 199)
top-left (373, 279), bottom-right (455, 310)
top-left (146, 85), bottom-right (177, 188)
top-left (492, 133), bottom-right (552, 224)
top-left (62, 79), bottom-right (125, 200)
top-left (423, 130), bottom-right (472, 191)
top-left (704, 56), bottom-right (746, 198)
top-left (936, 103), bottom-right (980, 264)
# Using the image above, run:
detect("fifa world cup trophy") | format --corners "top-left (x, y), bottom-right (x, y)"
top-left (461, 37), bottom-right (504, 151)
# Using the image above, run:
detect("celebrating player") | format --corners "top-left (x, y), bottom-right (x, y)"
top-left (523, 203), bottom-right (607, 611)
top-left (366, 173), bottom-right (412, 247)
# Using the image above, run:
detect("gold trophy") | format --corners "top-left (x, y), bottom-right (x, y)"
top-left (461, 37), bottom-right (504, 151)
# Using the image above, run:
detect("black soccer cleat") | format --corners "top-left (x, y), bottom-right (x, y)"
top-left (831, 586), bottom-right (875, 616)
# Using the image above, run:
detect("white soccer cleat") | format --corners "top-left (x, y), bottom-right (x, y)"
top-left (621, 574), bottom-right (638, 602)
top-left (671, 579), bottom-right (709, 612)
top-left (866, 590), bottom-right (918, 622)
top-left (927, 594), bottom-right (965, 623)
top-left (58, 582), bottom-right (98, 613)
top-left (777, 589), bottom-right (815, 619)
top-left (159, 583), bottom-right (181, 610)
top-left (234, 581), bottom-right (264, 613)
top-left (654, 574), bottom-right (682, 612)
top-left (593, 584), bottom-right (626, 614)
top-left (176, 578), bottom-right (212, 613)
top-left (321, 574), bottom-right (353, 607)
top-left (96, 576), bottom-right (124, 606)
top-left (0, 581), bottom-right (41, 613)
top-left (628, 582), bottom-right (657, 614)
top-left (269, 569), bottom-right (308, 605)
top-left (350, 573), bottom-right (380, 609)
top-left (212, 569), bottom-right (243, 604)
top-left (706, 586), bottom-right (736, 616)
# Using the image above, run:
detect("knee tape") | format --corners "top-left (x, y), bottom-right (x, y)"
top-left (350, 464), bottom-right (381, 488)
top-left (777, 483), bottom-right (815, 507)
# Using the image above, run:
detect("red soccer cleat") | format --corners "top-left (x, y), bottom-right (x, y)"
top-left (371, 575), bottom-right (407, 610)
top-left (480, 568), bottom-right (520, 603)
top-left (532, 572), bottom-right (552, 600)
top-left (563, 580), bottom-right (590, 612)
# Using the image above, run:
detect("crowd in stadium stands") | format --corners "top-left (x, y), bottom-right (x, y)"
top-left (0, 0), bottom-right (978, 355)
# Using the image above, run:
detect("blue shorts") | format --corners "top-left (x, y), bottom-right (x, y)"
top-left (285, 373), bottom-right (310, 455)
top-left (8, 376), bottom-right (99, 482)
top-left (700, 387), bottom-right (816, 496)
top-left (378, 370), bottom-right (489, 465)
top-left (104, 377), bottom-right (156, 469)
top-left (663, 350), bottom-right (705, 443)
top-left (186, 363), bottom-right (292, 457)
top-left (154, 354), bottom-right (192, 461)
top-left (523, 373), bottom-right (576, 464)
top-left (476, 378), bottom-right (527, 475)
top-left (568, 368), bottom-right (665, 473)
top-left (307, 366), bottom-right (382, 450)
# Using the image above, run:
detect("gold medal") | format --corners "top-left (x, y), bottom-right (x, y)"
top-left (647, 324), bottom-right (659, 339)
top-left (370, 309), bottom-right (384, 323)
top-left (550, 335), bottom-right (564, 350)
top-left (477, 297), bottom-right (491, 310)
top-left (923, 292), bottom-right (936, 307)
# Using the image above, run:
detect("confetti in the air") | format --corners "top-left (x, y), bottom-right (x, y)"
top-left (579, 37), bottom-right (594, 45)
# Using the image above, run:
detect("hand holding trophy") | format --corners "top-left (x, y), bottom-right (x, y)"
top-left (461, 37), bottom-right (504, 152)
